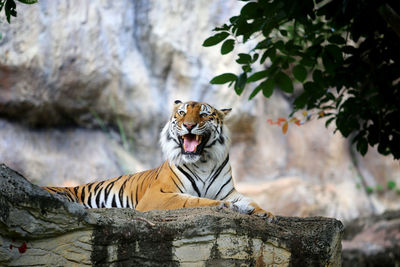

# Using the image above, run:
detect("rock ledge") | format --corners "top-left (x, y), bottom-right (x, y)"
top-left (0, 164), bottom-right (343, 266)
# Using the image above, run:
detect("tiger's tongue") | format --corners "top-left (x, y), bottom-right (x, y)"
top-left (184, 136), bottom-right (199, 152)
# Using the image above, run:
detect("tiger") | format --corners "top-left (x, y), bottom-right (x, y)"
top-left (43, 100), bottom-right (275, 221)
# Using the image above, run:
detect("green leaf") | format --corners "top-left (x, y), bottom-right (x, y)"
top-left (356, 138), bottom-right (368, 156)
top-left (252, 53), bottom-right (259, 63)
top-left (255, 38), bottom-right (272, 50)
top-left (248, 85), bottom-right (262, 100)
top-left (300, 56), bottom-right (315, 67)
top-left (203, 32), bottom-right (230, 47)
top-left (5, 0), bottom-right (17, 23)
top-left (247, 70), bottom-right (268, 82)
top-left (17, 0), bottom-right (37, 4)
top-left (303, 81), bottom-right (324, 98)
top-left (312, 69), bottom-right (323, 85)
top-left (240, 2), bottom-right (259, 17)
top-left (387, 180), bottom-right (396, 190)
top-left (293, 65), bottom-right (307, 82)
top-left (242, 65), bottom-right (252, 72)
top-left (234, 73), bottom-right (247, 95)
top-left (236, 53), bottom-right (252, 64)
top-left (328, 34), bottom-right (346, 45)
top-left (213, 24), bottom-right (231, 31)
top-left (274, 40), bottom-right (285, 52)
top-left (210, 73), bottom-right (237, 84)
top-left (293, 92), bottom-right (309, 109)
top-left (325, 45), bottom-right (343, 62)
top-left (322, 51), bottom-right (336, 73)
top-left (274, 72), bottom-right (293, 93)
top-left (249, 78), bottom-right (275, 100)
top-left (261, 78), bottom-right (275, 98)
top-left (260, 47), bottom-right (276, 64)
top-left (366, 186), bottom-right (374, 194)
top-left (221, 39), bottom-right (235, 55)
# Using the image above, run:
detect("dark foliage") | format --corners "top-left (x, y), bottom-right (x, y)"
top-left (0, 0), bottom-right (36, 23)
top-left (204, 0), bottom-right (400, 159)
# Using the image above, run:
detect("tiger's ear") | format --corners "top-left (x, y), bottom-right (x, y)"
top-left (173, 100), bottom-right (182, 108)
top-left (219, 108), bottom-right (232, 117)
top-left (172, 100), bottom-right (183, 113)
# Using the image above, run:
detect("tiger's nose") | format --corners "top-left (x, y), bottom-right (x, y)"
top-left (183, 122), bottom-right (196, 130)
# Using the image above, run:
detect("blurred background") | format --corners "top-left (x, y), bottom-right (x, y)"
top-left (0, 0), bottom-right (399, 226)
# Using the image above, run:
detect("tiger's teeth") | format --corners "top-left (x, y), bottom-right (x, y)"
top-left (195, 135), bottom-right (199, 141)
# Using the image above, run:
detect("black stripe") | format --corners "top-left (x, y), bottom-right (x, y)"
top-left (160, 188), bottom-right (173, 193)
top-left (232, 196), bottom-right (240, 203)
top-left (111, 195), bottom-right (117, 208)
top-left (154, 167), bottom-right (162, 180)
top-left (183, 164), bottom-right (203, 182)
top-left (177, 166), bottom-right (201, 197)
top-left (95, 187), bottom-right (104, 208)
top-left (46, 187), bottom-right (57, 193)
top-left (87, 192), bottom-right (93, 208)
top-left (205, 139), bottom-right (217, 148)
top-left (87, 182), bottom-right (94, 193)
top-left (167, 131), bottom-right (180, 146)
top-left (205, 156), bottom-right (229, 195)
top-left (220, 188), bottom-right (235, 200)
top-left (94, 181), bottom-right (105, 193)
top-left (135, 184), bottom-right (139, 206)
top-left (119, 179), bottom-right (129, 207)
top-left (73, 186), bottom-right (78, 197)
top-left (207, 165), bottom-right (217, 181)
top-left (104, 181), bottom-right (117, 205)
top-left (183, 198), bottom-right (189, 208)
top-left (171, 177), bottom-right (184, 193)
top-left (105, 178), bottom-right (120, 194)
top-left (170, 167), bottom-right (186, 190)
top-left (214, 177), bottom-right (232, 199)
top-left (81, 187), bottom-right (86, 203)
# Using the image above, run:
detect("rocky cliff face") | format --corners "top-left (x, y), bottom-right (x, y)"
top-left (0, 163), bottom-right (343, 266)
top-left (0, 0), bottom-right (399, 223)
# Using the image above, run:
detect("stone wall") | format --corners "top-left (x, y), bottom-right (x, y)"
top-left (0, 163), bottom-right (343, 266)
top-left (0, 0), bottom-right (399, 224)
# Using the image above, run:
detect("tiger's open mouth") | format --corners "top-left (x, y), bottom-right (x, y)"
top-left (179, 133), bottom-right (208, 155)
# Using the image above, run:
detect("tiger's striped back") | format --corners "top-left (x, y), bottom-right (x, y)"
top-left (43, 164), bottom-right (163, 209)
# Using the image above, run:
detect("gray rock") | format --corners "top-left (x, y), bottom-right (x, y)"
top-left (342, 210), bottom-right (400, 267)
top-left (0, 163), bottom-right (343, 266)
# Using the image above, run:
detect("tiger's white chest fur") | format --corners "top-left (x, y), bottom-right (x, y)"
top-left (170, 157), bottom-right (234, 200)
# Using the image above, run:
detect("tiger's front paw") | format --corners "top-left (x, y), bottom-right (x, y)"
top-left (218, 201), bottom-right (254, 215)
top-left (253, 210), bottom-right (277, 223)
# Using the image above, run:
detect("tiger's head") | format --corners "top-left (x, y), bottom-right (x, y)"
top-left (160, 100), bottom-right (231, 166)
